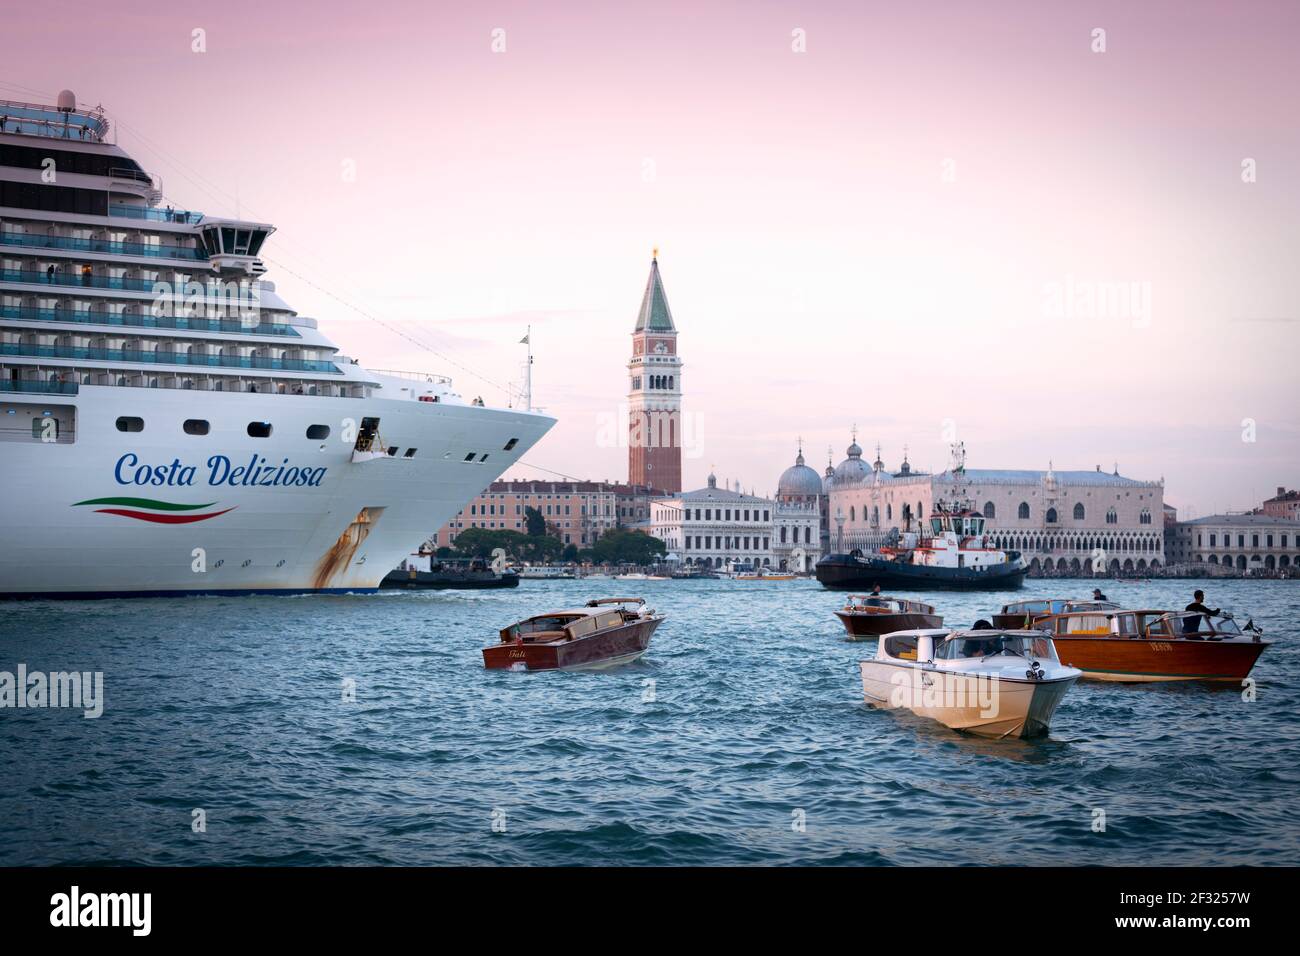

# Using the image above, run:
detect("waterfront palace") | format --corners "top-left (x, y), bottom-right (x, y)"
top-left (825, 436), bottom-right (1168, 574)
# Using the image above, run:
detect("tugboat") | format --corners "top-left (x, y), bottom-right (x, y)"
top-left (483, 597), bottom-right (664, 671)
top-left (817, 444), bottom-right (1027, 591)
top-left (835, 595), bottom-right (942, 639)
top-left (860, 627), bottom-right (1081, 738)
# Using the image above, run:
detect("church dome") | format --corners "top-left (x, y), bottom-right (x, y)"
top-left (834, 438), bottom-right (870, 484)
top-left (777, 449), bottom-right (823, 498)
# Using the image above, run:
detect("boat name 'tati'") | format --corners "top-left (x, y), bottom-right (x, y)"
top-left (113, 452), bottom-right (328, 488)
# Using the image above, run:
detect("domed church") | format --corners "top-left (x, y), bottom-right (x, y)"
top-left (772, 440), bottom-right (824, 572)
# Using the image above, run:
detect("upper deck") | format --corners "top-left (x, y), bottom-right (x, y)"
top-left (0, 97), bottom-right (109, 143)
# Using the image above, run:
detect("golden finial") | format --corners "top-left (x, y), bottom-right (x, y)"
top-left (652, 246), bottom-right (659, 260)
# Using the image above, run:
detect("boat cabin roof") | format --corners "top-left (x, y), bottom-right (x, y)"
top-left (872, 627), bottom-right (1061, 663)
top-left (501, 598), bottom-right (645, 642)
top-left (1000, 598), bottom-right (1120, 615)
top-left (844, 595), bottom-right (934, 614)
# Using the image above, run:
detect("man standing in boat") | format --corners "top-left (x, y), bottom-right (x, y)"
top-left (1092, 587), bottom-right (1109, 602)
top-left (1186, 590), bottom-right (1221, 617)
top-left (1183, 590), bottom-right (1222, 635)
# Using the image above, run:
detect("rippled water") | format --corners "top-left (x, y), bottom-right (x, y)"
top-left (2, 578), bottom-right (1298, 866)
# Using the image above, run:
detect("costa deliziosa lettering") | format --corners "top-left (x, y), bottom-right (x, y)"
top-left (114, 453), bottom-right (327, 488)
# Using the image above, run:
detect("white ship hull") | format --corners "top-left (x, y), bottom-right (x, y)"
top-left (1, 385), bottom-right (553, 597)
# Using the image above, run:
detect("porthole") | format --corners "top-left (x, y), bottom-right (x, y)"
top-left (503, 437), bottom-right (519, 451)
top-left (247, 421), bottom-right (272, 438)
top-left (306, 424), bottom-right (330, 440)
top-left (464, 452), bottom-right (476, 461)
top-left (116, 416), bottom-right (144, 433)
top-left (184, 419), bottom-right (210, 436)
top-left (403, 448), bottom-right (417, 458)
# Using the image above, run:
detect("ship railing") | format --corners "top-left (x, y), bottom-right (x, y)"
top-left (367, 368), bottom-right (454, 385)
top-left (108, 203), bottom-right (203, 225)
top-left (0, 304), bottom-right (300, 337)
top-left (0, 230), bottom-right (205, 261)
top-left (1, 342), bottom-right (341, 374)
top-left (0, 100), bottom-right (108, 141)
top-left (1, 267), bottom-right (178, 293)
top-left (0, 379), bottom-right (79, 395)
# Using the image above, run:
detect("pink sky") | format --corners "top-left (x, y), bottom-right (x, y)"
top-left (6, 0), bottom-right (1298, 515)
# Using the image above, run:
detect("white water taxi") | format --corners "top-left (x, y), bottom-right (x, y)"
top-left (860, 628), bottom-right (1081, 738)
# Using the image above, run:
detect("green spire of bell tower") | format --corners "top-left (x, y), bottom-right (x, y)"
top-left (634, 250), bottom-right (676, 332)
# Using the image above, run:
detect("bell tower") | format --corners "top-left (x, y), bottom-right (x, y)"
top-left (627, 251), bottom-right (682, 493)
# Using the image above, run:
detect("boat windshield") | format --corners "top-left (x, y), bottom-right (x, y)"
top-left (1156, 612), bottom-right (1243, 637)
top-left (938, 634), bottom-right (1059, 662)
top-left (853, 597), bottom-right (901, 611)
top-left (1004, 599), bottom-right (1061, 615)
top-left (515, 614), bottom-right (579, 635)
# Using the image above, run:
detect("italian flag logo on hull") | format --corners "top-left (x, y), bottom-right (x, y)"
top-left (73, 497), bottom-right (236, 524)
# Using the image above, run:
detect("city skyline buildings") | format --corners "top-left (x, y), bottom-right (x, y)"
top-left (6, 1), bottom-right (1294, 518)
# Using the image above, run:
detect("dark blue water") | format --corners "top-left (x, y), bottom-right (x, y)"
top-left (2, 578), bottom-right (1298, 865)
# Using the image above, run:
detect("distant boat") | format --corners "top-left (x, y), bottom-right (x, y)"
top-left (381, 553), bottom-right (518, 590)
top-left (483, 597), bottom-right (664, 671)
top-left (615, 572), bottom-right (668, 581)
top-left (516, 566), bottom-right (578, 579)
top-left (835, 595), bottom-right (942, 640)
top-left (735, 569), bottom-right (797, 581)
top-left (860, 628), bottom-right (1080, 738)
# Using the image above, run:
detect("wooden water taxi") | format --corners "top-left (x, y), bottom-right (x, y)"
top-left (483, 597), bottom-right (664, 671)
top-left (834, 595), bottom-right (942, 640)
top-left (991, 598), bottom-right (1118, 630)
top-left (1019, 607), bottom-right (1268, 682)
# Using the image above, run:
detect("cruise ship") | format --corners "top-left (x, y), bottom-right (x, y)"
top-left (0, 91), bottom-right (555, 598)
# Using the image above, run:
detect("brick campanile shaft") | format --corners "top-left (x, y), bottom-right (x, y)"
top-left (627, 252), bottom-right (682, 493)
